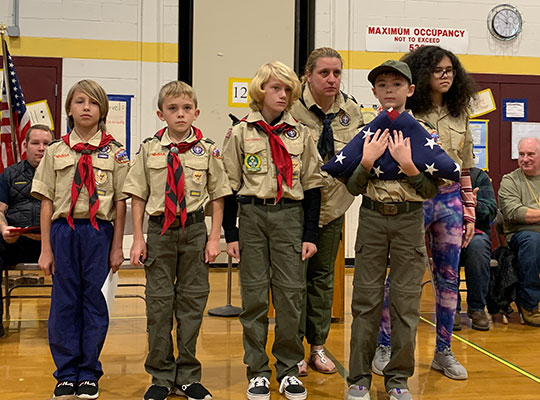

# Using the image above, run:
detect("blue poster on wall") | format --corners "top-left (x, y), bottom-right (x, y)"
top-left (502, 98), bottom-right (528, 122)
top-left (469, 119), bottom-right (488, 170)
top-left (107, 94), bottom-right (134, 156)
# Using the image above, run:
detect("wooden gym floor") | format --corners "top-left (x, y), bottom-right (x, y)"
top-left (1, 268), bottom-right (539, 400)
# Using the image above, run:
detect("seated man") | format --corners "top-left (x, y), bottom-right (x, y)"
top-left (499, 137), bottom-right (540, 327)
top-left (455, 167), bottom-right (497, 331)
top-left (0, 125), bottom-right (53, 337)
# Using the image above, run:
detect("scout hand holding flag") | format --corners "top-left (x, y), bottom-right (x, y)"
top-left (321, 109), bottom-right (461, 182)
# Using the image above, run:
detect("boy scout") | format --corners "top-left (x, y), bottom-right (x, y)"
top-left (344, 61), bottom-right (438, 400)
top-left (32, 80), bottom-right (129, 399)
top-left (123, 81), bottom-right (231, 400)
top-left (222, 61), bottom-right (324, 400)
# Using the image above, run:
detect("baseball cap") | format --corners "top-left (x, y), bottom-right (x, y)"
top-left (368, 60), bottom-right (412, 85)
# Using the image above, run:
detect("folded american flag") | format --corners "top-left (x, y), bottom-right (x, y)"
top-left (321, 109), bottom-right (460, 182)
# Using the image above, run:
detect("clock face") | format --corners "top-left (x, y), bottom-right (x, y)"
top-left (488, 5), bottom-right (522, 40)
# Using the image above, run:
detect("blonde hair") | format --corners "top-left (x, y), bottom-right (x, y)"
top-left (248, 61), bottom-right (301, 112)
top-left (158, 81), bottom-right (198, 110)
top-left (301, 47), bottom-right (343, 84)
top-left (65, 80), bottom-right (109, 132)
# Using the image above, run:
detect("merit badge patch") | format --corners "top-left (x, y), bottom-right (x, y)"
top-left (340, 112), bottom-right (351, 126)
top-left (212, 147), bottom-right (222, 159)
top-left (192, 170), bottom-right (204, 185)
top-left (244, 154), bottom-right (262, 172)
top-left (285, 129), bottom-right (299, 140)
top-left (95, 170), bottom-right (107, 186)
top-left (114, 149), bottom-right (129, 164)
top-left (191, 145), bottom-right (204, 156)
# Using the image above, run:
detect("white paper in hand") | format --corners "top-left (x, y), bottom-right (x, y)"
top-left (101, 269), bottom-right (119, 317)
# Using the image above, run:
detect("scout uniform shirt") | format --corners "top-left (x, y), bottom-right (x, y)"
top-left (123, 127), bottom-right (231, 215)
top-left (290, 86), bottom-right (363, 225)
top-left (418, 107), bottom-right (475, 170)
top-left (222, 110), bottom-right (324, 199)
top-left (31, 130), bottom-right (129, 221)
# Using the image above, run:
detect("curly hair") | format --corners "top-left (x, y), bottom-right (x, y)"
top-left (401, 46), bottom-right (477, 117)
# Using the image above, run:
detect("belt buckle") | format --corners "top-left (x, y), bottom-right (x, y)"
top-left (170, 218), bottom-right (180, 228)
top-left (380, 204), bottom-right (398, 216)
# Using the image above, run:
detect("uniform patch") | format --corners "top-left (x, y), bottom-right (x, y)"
top-left (97, 153), bottom-right (109, 159)
top-left (114, 149), bottom-right (129, 164)
top-left (244, 154), bottom-right (262, 172)
top-left (212, 147), bottom-right (222, 159)
top-left (14, 181), bottom-right (28, 185)
top-left (95, 170), bottom-right (107, 186)
top-left (340, 112), bottom-right (351, 126)
top-left (97, 189), bottom-right (106, 196)
top-left (285, 129), bottom-right (299, 140)
top-left (55, 153), bottom-right (70, 158)
top-left (190, 190), bottom-right (201, 197)
top-left (99, 145), bottom-right (111, 153)
top-left (191, 145), bottom-right (204, 156)
top-left (151, 152), bottom-right (166, 157)
top-left (225, 127), bottom-right (232, 140)
top-left (291, 156), bottom-right (301, 174)
top-left (192, 170), bottom-right (204, 185)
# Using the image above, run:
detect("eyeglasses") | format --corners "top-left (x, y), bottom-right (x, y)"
top-left (432, 68), bottom-right (455, 79)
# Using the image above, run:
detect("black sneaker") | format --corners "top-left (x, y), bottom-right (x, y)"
top-left (53, 380), bottom-right (76, 397)
top-left (175, 382), bottom-right (212, 400)
top-left (247, 376), bottom-right (270, 400)
top-left (0, 323), bottom-right (5, 338)
top-left (77, 380), bottom-right (99, 399)
top-left (143, 385), bottom-right (170, 400)
top-left (279, 376), bottom-right (307, 400)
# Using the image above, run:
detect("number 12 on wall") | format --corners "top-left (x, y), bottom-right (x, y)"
top-left (228, 78), bottom-right (251, 108)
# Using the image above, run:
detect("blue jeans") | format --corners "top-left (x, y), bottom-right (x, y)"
top-left (458, 232), bottom-right (491, 311)
top-left (509, 230), bottom-right (540, 310)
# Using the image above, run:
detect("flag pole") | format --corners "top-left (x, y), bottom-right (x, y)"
top-left (0, 25), bottom-right (19, 163)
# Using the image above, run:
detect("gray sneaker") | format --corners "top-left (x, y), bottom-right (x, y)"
top-left (388, 388), bottom-right (412, 400)
top-left (346, 385), bottom-right (370, 400)
top-left (431, 347), bottom-right (468, 380)
top-left (371, 344), bottom-right (391, 375)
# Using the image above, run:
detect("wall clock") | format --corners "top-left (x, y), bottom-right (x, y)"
top-left (487, 4), bottom-right (522, 41)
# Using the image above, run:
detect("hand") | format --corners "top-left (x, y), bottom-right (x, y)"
top-left (205, 238), bottom-right (221, 263)
top-left (388, 130), bottom-right (417, 175)
top-left (130, 238), bottom-right (147, 266)
top-left (361, 128), bottom-right (389, 170)
top-left (38, 249), bottom-right (55, 276)
top-left (109, 246), bottom-right (124, 273)
top-left (226, 241), bottom-right (240, 262)
top-left (22, 233), bottom-right (41, 241)
top-left (472, 187), bottom-right (479, 207)
top-left (1, 225), bottom-right (21, 244)
top-left (462, 221), bottom-right (475, 248)
top-left (301, 242), bottom-right (317, 260)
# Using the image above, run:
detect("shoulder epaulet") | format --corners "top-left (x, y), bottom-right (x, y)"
top-left (142, 136), bottom-right (158, 144)
top-left (111, 140), bottom-right (124, 148)
top-left (345, 92), bottom-right (358, 104)
top-left (417, 119), bottom-right (436, 130)
top-left (228, 113), bottom-right (244, 126)
top-left (202, 138), bottom-right (215, 145)
top-left (49, 138), bottom-right (62, 145)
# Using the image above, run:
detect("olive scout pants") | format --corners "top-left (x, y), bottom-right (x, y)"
top-left (238, 201), bottom-right (306, 382)
top-left (144, 214), bottom-right (210, 388)
top-left (347, 206), bottom-right (426, 392)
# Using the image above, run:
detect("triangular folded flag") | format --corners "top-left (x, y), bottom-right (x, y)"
top-left (321, 110), bottom-right (460, 182)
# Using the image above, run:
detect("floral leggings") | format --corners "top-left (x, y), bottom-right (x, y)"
top-left (378, 183), bottom-right (463, 351)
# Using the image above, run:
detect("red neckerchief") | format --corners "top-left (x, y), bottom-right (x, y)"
top-left (62, 131), bottom-right (115, 230)
top-left (248, 118), bottom-right (294, 202)
top-left (155, 127), bottom-right (203, 234)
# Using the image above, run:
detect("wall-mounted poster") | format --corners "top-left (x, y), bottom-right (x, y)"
top-left (469, 119), bottom-right (488, 170)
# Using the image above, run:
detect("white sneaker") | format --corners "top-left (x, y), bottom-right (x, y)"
top-left (246, 377), bottom-right (270, 400)
top-left (431, 347), bottom-right (468, 380)
top-left (346, 385), bottom-right (370, 400)
top-left (371, 344), bottom-right (391, 375)
top-left (388, 388), bottom-right (412, 400)
top-left (279, 376), bottom-right (306, 400)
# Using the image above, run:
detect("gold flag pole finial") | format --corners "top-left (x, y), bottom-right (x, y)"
top-left (0, 24), bottom-right (6, 36)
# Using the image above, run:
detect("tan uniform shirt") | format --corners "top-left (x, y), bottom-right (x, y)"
top-left (290, 86), bottom-right (364, 225)
top-left (122, 128), bottom-right (232, 215)
top-left (222, 111), bottom-right (324, 200)
top-left (417, 107), bottom-right (475, 170)
top-left (31, 130), bottom-right (129, 221)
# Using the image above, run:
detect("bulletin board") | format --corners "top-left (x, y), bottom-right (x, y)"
top-left (106, 94), bottom-right (133, 156)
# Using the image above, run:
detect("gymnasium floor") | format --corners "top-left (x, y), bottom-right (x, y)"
top-left (1, 268), bottom-right (539, 400)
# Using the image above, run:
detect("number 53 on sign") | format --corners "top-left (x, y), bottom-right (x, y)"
top-left (228, 78), bottom-right (251, 108)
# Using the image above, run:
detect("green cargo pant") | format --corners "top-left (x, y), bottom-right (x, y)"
top-left (238, 202), bottom-right (306, 382)
top-left (300, 215), bottom-right (344, 345)
top-left (347, 206), bottom-right (426, 391)
top-left (144, 217), bottom-right (210, 388)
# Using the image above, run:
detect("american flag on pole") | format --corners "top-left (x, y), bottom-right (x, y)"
top-left (1, 38), bottom-right (31, 172)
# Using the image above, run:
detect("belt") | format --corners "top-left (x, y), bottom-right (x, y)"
top-left (237, 196), bottom-right (300, 206)
top-left (361, 197), bottom-right (423, 216)
top-left (149, 208), bottom-right (205, 228)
